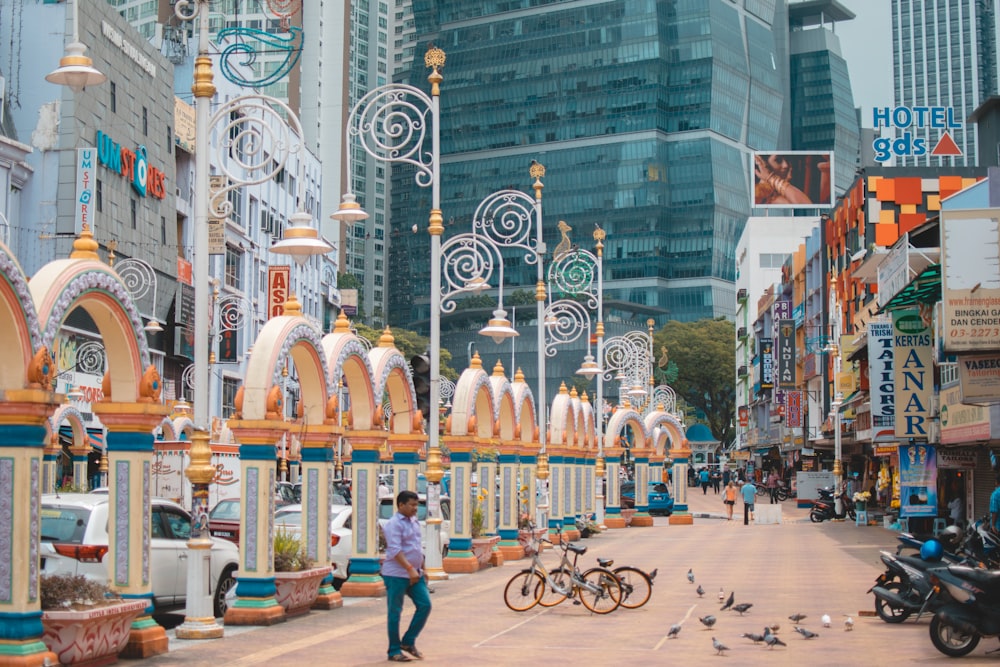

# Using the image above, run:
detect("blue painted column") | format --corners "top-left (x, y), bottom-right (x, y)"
top-left (0, 395), bottom-right (59, 667)
top-left (669, 439), bottom-right (694, 525)
top-left (442, 437), bottom-right (478, 573)
top-left (300, 424), bottom-right (341, 610)
top-left (497, 450), bottom-right (522, 559)
top-left (93, 402), bottom-right (172, 658)
top-left (547, 451), bottom-right (564, 537)
top-left (340, 432), bottom-right (387, 597)
top-left (603, 446), bottom-right (626, 528)
top-left (223, 420), bottom-right (287, 624)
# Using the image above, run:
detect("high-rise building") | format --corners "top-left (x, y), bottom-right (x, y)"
top-left (387, 0), bottom-right (859, 402)
top-left (891, 0), bottom-right (999, 166)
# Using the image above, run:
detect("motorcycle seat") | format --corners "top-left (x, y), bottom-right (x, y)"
top-left (947, 564), bottom-right (1000, 592)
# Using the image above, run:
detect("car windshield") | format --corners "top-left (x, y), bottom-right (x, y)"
top-left (210, 500), bottom-right (241, 520)
top-left (651, 483), bottom-right (670, 494)
top-left (40, 506), bottom-right (90, 543)
top-left (274, 511), bottom-right (303, 526)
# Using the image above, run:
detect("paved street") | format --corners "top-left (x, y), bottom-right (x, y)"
top-left (139, 490), bottom-right (1000, 666)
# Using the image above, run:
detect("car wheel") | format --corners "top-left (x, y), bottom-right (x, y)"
top-left (214, 566), bottom-right (238, 618)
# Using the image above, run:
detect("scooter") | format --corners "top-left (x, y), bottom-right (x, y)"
top-left (925, 562), bottom-right (1000, 657)
top-left (809, 486), bottom-right (855, 522)
top-left (869, 550), bottom-right (943, 623)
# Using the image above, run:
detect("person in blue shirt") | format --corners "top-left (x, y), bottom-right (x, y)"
top-left (699, 468), bottom-right (710, 495)
top-left (382, 490), bottom-right (431, 662)
top-left (740, 479), bottom-right (757, 525)
top-left (990, 474), bottom-right (1000, 535)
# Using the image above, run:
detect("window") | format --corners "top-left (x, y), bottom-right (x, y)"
top-left (110, 82), bottom-right (116, 113)
top-left (130, 198), bottom-right (137, 229)
top-left (161, 216), bottom-right (167, 244)
top-left (222, 377), bottom-right (241, 418)
top-left (225, 245), bottom-right (243, 290)
top-left (142, 107), bottom-right (148, 136)
top-left (166, 125), bottom-right (172, 154)
top-left (96, 180), bottom-right (103, 212)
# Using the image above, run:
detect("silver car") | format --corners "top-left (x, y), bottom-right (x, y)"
top-left (274, 503), bottom-right (353, 584)
top-left (40, 493), bottom-right (240, 617)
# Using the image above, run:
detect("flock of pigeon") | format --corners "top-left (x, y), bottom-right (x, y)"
top-left (669, 568), bottom-right (855, 655)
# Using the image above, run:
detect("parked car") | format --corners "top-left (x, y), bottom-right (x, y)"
top-left (377, 495), bottom-right (451, 556)
top-left (40, 493), bottom-right (239, 617)
top-left (620, 481), bottom-right (674, 516)
top-left (208, 497), bottom-right (241, 544)
top-left (274, 504), bottom-right (352, 585)
top-left (275, 481), bottom-right (301, 507)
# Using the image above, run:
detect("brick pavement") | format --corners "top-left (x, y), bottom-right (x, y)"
top-left (135, 488), bottom-right (1000, 666)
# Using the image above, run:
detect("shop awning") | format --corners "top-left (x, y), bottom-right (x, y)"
top-left (878, 264), bottom-right (942, 313)
top-left (839, 389), bottom-right (867, 411)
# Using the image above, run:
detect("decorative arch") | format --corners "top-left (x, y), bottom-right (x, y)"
top-left (448, 360), bottom-right (494, 439)
top-left (579, 398), bottom-right (595, 450)
top-left (0, 240), bottom-right (43, 392)
top-left (368, 337), bottom-right (418, 434)
top-left (487, 364), bottom-right (517, 443)
top-left (31, 258), bottom-right (152, 403)
top-left (171, 416), bottom-right (196, 441)
top-left (510, 373), bottom-right (538, 444)
top-left (155, 416), bottom-right (178, 442)
top-left (322, 327), bottom-right (376, 432)
top-left (241, 317), bottom-right (329, 423)
top-left (644, 410), bottom-right (685, 457)
top-left (604, 408), bottom-right (648, 452)
top-left (47, 404), bottom-right (87, 449)
top-left (548, 384), bottom-right (576, 447)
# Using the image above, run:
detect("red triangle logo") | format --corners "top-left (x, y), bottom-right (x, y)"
top-left (931, 132), bottom-right (963, 156)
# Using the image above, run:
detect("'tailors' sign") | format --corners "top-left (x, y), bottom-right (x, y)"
top-left (872, 106), bottom-right (963, 162)
top-left (95, 130), bottom-right (167, 199)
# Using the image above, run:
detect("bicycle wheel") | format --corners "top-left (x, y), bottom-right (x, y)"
top-left (613, 566), bottom-right (652, 609)
top-left (578, 567), bottom-right (622, 614)
top-left (538, 567), bottom-right (573, 607)
top-left (503, 570), bottom-right (545, 612)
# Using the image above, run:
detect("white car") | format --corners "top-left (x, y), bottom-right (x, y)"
top-left (274, 503), bottom-right (352, 584)
top-left (377, 495), bottom-right (451, 557)
top-left (40, 493), bottom-right (240, 617)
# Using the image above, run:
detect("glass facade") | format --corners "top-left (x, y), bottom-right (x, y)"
top-left (389, 0), bottom-right (791, 330)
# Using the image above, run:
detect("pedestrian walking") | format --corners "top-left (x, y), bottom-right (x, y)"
top-left (741, 478), bottom-right (756, 525)
top-left (699, 468), bottom-right (710, 495)
top-left (767, 469), bottom-right (779, 504)
top-left (990, 473), bottom-right (1000, 535)
top-left (711, 468), bottom-right (722, 494)
top-left (722, 468), bottom-right (731, 487)
top-left (382, 490), bottom-right (431, 662)
top-left (723, 481), bottom-right (737, 521)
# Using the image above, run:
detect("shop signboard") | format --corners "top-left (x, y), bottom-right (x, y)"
top-left (937, 446), bottom-right (977, 469)
top-left (941, 211), bottom-right (1000, 352)
top-left (957, 352), bottom-right (1000, 404)
top-left (777, 319), bottom-right (795, 388)
top-left (893, 309), bottom-right (933, 440)
top-left (759, 338), bottom-right (774, 389)
top-left (940, 383), bottom-right (990, 443)
top-left (898, 443), bottom-right (938, 518)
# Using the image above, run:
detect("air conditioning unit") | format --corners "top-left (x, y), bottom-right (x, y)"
top-left (737, 288), bottom-right (749, 301)
top-left (927, 421), bottom-right (940, 443)
top-left (737, 365), bottom-right (748, 377)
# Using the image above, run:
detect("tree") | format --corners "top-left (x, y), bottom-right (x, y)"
top-left (337, 272), bottom-right (365, 317)
top-left (653, 317), bottom-right (735, 446)
top-left (351, 322), bottom-right (459, 381)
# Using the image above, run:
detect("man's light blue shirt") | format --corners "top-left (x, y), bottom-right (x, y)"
top-left (741, 482), bottom-right (756, 504)
top-left (382, 511), bottom-right (423, 578)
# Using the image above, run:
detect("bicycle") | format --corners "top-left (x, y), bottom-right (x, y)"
top-left (503, 528), bottom-right (623, 614)
top-left (585, 558), bottom-right (655, 609)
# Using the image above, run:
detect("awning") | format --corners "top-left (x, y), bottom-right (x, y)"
top-left (839, 389), bottom-right (867, 411)
top-left (878, 264), bottom-right (942, 313)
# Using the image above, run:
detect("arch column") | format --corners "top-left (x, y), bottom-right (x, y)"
top-left (299, 424), bottom-right (341, 610)
top-left (442, 435), bottom-right (478, 573)
top-left (496, 444), bottom-right (522, 560)
top-left (223, 419), bottom-right (288, 626)
top-left (70, 440), bottom-right (91, 491)
top-left (479, 454), bottom-right (497, 536)
top-left (93, 402), bottom-right (172, 659)
top-left (42, 430), bottom-right (61, 494)
top-left (603, 445), bottom-right (626, 529)
top-left (561, 450), bottom-right (579, 540)
top-left (583, 454), bottom-right (594, 516)
top-left (631, 447), bottom-right (654, 527)
top-left (389, 434), bottom-right (425, 497)
top-left (669, 439), bottom-right (694, 525)
top-left (340, 431), bottom-right (387, 597)
top-left (0, 392), bottom-right (59, 667)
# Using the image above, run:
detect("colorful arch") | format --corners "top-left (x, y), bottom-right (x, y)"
top-left (644, 410), bottom-right (685, 457)
top-left (322, 318), bottom-right (376, 432)
top-left (0, 240), bottom-right (43, 392)
top-left (368, 330), bottom-right (419, 434)
top-left (486, 361), bottom-right (517, 443)
top-left (604, 407), bottom-right (648, 451)
top-left (548, 383), bottom-right (577, 447)
top-left (448, 357), bottom-right (494, 439)
top-left (510, 371), bottom-right (538, 444)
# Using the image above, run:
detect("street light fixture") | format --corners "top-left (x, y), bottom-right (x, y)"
top-left (46, 0), bottom-right (106, 92)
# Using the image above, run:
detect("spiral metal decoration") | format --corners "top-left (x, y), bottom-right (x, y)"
top-left (471, 190), bottom-right (541, 265)
top-left (601, 334), bottom-right (645, 384)
top-left (347, 85), bottom-right (436, 189)
top-left (172, 0), bottom-right (199, 21)
top-left (217, 27), bottom-right (303, 88)
top-left (182, 363), bottom-right (195, 393)
top-left (439, 234), bottom-right (501, 313)
top-left (265, 0), bottom-right (302, 29)
top-left (76, 341), bottom-right (106, 376)
top-left (438, 378), bottom-right (456, 405)
top-left (651, 385), bottom-right (677, 415)
top-left (207, 95), bottom-right (304, 219)
top-left (216, 294), bottom-right (254, 334)
top-left (547, 248), bottom-right (598, 308)
top-left (114, 257), bottom-right (158, 317)
top-left (543, 300), bottom-right (590, 358)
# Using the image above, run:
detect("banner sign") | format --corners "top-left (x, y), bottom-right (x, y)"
top-left (941, 383), bottom-right (990, 442)
top-left (268, 266), bottom-right (290, 319)
top-left (937, 447), bottom-right (977, 469)
top-left (759, 338), bottom-right (774, 389)
top-left (941, 214), bottom-right (1000, 352)
top-left (751, 151), bottom-right (834, 209)
top-left (738, 405), bottom-right (749, 428)
top-left (893, 309), bottom-right (932, 439)
top-left (898, 443), bottom-right (938, 518)
top-left (777, 319), bottom-right (796, 388)
top-left (75, 148), bottom-right (96, 234)
top-left (868, 319), bottom-right (895, 431)
top-left (957, 352), bottom-right (1000, 403)
top-left (786, 390), bottom-right (802, 428)
top-left (209, 175), bottom-right (227, 255)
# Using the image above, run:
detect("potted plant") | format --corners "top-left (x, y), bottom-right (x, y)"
top-left (39, 573), bottom-right (148, 666)
top-left (272, 528), bottom-right (331, 617)
top-left (853, 490), bottom-right (872, 512)
top-left (469, 492), bottom-right (500, 569)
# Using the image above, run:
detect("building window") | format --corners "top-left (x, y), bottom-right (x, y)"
top-left (96, 180), bottom-right (103, 212)
top-left (130, 198), bottom-right (137, 229)
top-left (110, 82), bottom-right (116, 113)
top-left (166, 125), bottom-right (172, 154)
top-left (142, 107), bottom-right (148, 136)
top-left (161, 216), bottom-right (167, 244)
top-left (222, 377), bottom-right (241, 418)
top-left (225, 245), bottom-right (243, 290)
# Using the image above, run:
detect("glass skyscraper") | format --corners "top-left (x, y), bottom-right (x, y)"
top-left (388, 0), bottom-right (858, 338)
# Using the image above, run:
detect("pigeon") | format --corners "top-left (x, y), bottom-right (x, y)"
top-left (764, 633), bottom-right (787, 649)
top-left (699, 615), bottom-right (718, 629)
top-left (667, 623), bottom-right (682, 639)
top-left (821, 614), bottom-right (831, 627)
top-left (649, 568), bottom-right (658, 582)
top-left (718, 587), bottom-right (725, 601)
top-left (768, 623), bottom-right (781, 634)
top-left (712, 637), bottom-right (729, 655)
top-left (844, 616), bottom-right (854, 631)
top-left (733, 603), bottom-right (753, 616)
top-left (795, 626), bottom-right (819, 639)
top-left (696, 584), bottom-right (705, 597)
top-left (788, 613), bottom-right (807, 623)
top-left (742, 632), bottom-right (765, 644)
top-left (687, 568), bottom-right (695, 584)
top-left (720, 591), bottom-right (735, 611)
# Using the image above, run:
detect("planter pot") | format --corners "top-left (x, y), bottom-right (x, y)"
top-left (42, 598), bottom-right (147, 666)
top-left (470, 536), bottom-right (501, 570)
top-left (274, 566), bottom-right (332, 617)
top-left (517, 528), bottom-right (547, 556)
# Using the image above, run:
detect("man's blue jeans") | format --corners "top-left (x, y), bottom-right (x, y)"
top-left (384, 575), bottom-right (432, 657)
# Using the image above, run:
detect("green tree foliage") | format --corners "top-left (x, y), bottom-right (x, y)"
top-left (507, 289), bottom-right (536, 307)
top-left (454, 294), bottom-right (497, 310)
top-left (351, 322), bottom-right (458, 381)
top-left (653, 317), bottom-right (735, 446)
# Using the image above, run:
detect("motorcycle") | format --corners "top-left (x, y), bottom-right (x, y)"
top-left (869, 549), bottom-right (944, 623)
top-left (809, 486), bottom-right (856, 522)
top-left (925, 561), bottom-right (1000, 657)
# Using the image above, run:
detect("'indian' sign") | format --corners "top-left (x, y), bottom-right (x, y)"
top-left (893, 309), bottom-right (933, 439)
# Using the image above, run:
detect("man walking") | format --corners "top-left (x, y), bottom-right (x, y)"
top-left (767, 469), bottom-right (780, 504)
top-left (382, 490), bottom-right (431, 662)
top-left (699, 468), bottom-right (710, 495)
top-left (741, 477), bottom-right (757, 525)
